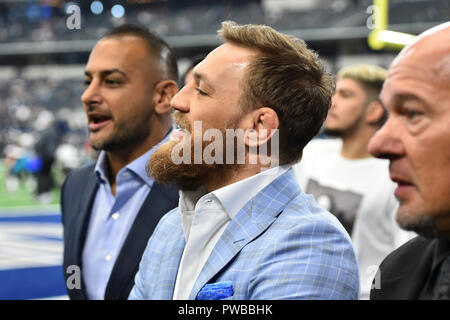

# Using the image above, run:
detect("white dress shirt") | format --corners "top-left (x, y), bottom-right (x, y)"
top-left (172, 165), bottom-right (289, 300)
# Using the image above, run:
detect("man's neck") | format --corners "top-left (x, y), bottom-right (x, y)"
top-left (340, 127), bottom-right (377, 160)
top-left (106, 123), bottom-right (172, 194)
top-left (203, 164), bottom-right (268, 193)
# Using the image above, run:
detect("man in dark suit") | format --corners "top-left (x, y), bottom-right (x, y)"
top-left (368, 22), bottom-right (450, 299)
top-left (61, 24), bottom-right (179, 300)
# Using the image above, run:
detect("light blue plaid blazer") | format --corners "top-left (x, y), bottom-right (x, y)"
top-left (129, 169), bottom-right (360, 300)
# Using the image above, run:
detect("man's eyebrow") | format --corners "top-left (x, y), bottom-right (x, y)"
top-left (193, 71), bottom-right (211, 85)
top-left (394, 93), bottom-right (429, 107)
top-left (193, 71), bottom-right (204, 82)
top-left (84, 69), bottom-right (128, 79)
top-left (193, 71), bottom-right (215, 93)
top-left (384, 92), bottom-right (431, 112)
top-left (337, 88), bottom-right (354, 94)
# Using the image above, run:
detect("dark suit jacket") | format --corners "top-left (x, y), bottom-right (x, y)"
top-left (61, 163), bottom-right (179, 300)
top-left (370, 235), bottom-right (450, 300)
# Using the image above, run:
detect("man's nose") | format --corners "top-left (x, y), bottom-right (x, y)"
top-left (170, 84), bottom-right (191, 113)
top-left (368, 118), bottom-right (405, 160)
top-left (81, 80), bottom-right (102, 106)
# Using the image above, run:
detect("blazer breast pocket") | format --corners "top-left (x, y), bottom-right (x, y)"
top-left (196, 280), bottom-right (233, 300)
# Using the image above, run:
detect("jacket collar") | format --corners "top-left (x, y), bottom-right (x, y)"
top-left (188, 168), bottom-right (300, 299)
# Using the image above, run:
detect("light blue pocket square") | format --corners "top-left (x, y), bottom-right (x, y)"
top-left (196, 280), bottom-right (233, 300)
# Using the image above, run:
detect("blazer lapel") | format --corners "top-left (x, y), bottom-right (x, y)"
top-left (104, 182), bottom-right (179, 299)
top-left (72, 170), bottom-right (98, 270)
top-left (69, 169), bottom-right (98, 299)
top-left (189, 169), bottom-right (300, 299)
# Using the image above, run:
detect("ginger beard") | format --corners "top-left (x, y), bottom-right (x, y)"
top-left (147, 111), bottom-right (244, 191)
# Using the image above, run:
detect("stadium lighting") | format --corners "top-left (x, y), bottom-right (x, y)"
top-left (64, 2), bottom-right (78, 12)
top-left (90, 1), bottom-right (104, 15)
top-left (111, 4), bottom-right (125, 18)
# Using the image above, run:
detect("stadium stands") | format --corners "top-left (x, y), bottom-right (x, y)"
top-left (0, 0), bottom-right (447, 43)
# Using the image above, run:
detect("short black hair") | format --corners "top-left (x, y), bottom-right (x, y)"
top-left (104, 23), bottom-right (178, 81)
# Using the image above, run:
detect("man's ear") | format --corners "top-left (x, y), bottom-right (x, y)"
top-left (365, 100), bottom-right (385, 125)
top-left (245, 107), bottom-right (279, 147)
top-left (153, 80), bottom-right (179, 115)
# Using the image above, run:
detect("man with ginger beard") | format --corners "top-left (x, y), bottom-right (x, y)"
top-left (148, 110), bottom-right (248, 191)
top-left (368, 22), bottom-right (450, 300)
top-left (129, 21), bottom-right (359, 300)
top-left (60, 24), bottom-right (179, 300)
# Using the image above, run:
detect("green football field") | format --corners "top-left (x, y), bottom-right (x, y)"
top-left (0, 160), bottom-right (64, 300)
top-left (0, 160), bottom-right (60, 210)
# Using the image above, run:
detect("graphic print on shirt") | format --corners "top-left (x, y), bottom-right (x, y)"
top-left (306, 179), bottom-right (363, 235)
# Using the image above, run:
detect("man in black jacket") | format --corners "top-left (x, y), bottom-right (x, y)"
top-left (368, 22), bottom-right (450, 299)
top-left (61, 24), bottom-right (179, 299)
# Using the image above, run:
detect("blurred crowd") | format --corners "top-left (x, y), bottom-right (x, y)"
top-left (0, 76), bottom-right (96, 202)
top-left (0, 0), bottom-right (448, 43)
